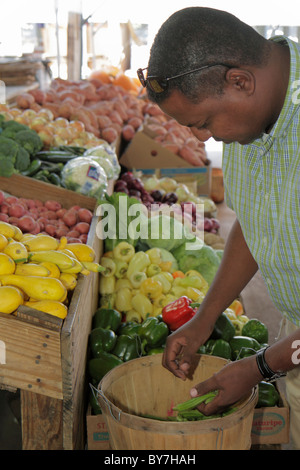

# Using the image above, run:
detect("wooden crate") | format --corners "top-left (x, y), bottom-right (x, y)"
top-left (0, 174), bottom-right (105, 449)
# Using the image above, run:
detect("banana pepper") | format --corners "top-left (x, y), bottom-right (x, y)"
top-left (140, 277), bottom-right (163, 300)
top-left (126, 251), bottom-right (150, 279)
top-left (152, 273), bottom-right (172, 294)
top-left (145, 248), bottom-right (162, 265)
top-left (115, 287), bottom-right (132, 312)
top-left (146, 263), bottom-right (162, 277)
top-left (99, 275), bottom-right (116, 295)
top-left (100, 257), bottom-right (116, 277)
top-left (114, 259), bottom-right (128, 278)
top-left (131, 292), bottom-right (153, 320)
top-left (128, 271), bottom-right (147, 288)
top-left (113, 241), bottom-right (135, 263)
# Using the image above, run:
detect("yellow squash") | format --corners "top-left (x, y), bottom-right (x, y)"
top-left (23, 234), bottom-right (59, 252)
top-left (0, 285), bottom-right (24, 314)
top-left (0, 252), bottom-right (15, 275)
top-left (3, 240), bottom-right (28, 263)
top-left (25, 300), bottom-right (68, 319)
top-left (29, 250), bottom-right (75, 271)
top-left (15, 263), bottom-right (51, 277)
top-left (0, 274), bottom-right (67, 302)
top-left (65, 243), bottom-right (96, 262)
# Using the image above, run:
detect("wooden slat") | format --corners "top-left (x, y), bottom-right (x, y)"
top-left (60, 216), bottom-right (102, 449)
top-left (0, 174), bottom-right (97, 211)
top-left (0, 312), bottom-right (63, 399)
top-left (21, 391), bottom-right (63, 450)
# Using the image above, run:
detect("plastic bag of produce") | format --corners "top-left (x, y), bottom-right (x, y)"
top-left (61, 156), bottom-right (108, 199)
top-left (88, 155), bottom-right (115, 180)
top-left (84, 143), bottom-right (120, 180)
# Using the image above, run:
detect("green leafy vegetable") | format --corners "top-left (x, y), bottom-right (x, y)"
top-left (14, 130), bottom-right (43, 155)
top-left (172, 242), bottom-right (221, 285)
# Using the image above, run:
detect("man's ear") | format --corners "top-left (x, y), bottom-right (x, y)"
top-left (225, 68), bottom-right (255, 95)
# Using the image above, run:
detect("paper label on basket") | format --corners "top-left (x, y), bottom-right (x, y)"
top-left (0, 340), bottom-right (6, 364)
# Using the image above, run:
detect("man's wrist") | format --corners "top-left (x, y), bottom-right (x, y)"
top-left (256, 346), bottom-right (286, 382)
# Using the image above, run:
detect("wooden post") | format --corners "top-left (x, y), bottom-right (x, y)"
top-left (67, 11), bottom-right (83, 80)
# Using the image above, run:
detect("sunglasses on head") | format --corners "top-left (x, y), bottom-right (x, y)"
top-left (137, 63), bottom-right (232, 94)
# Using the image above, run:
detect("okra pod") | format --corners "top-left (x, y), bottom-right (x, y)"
top-left (173, 390), bottom-right (218, 411)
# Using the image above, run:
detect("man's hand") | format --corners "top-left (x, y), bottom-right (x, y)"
top-left (189, 355), bottom-right (263, 415)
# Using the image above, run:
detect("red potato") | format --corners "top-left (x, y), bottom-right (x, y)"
top-left (97, 115), bottom-right (112, 129)
top-left (67, 237), bottom-right (82, 243)
top-left (42, 210), bottom-right (58, 220)
top-left (44, 200), bottom-right (62, 212)
top-left (18, 215), bottom-right (38, 233)
top-left (45, 224), bottom-right (57, 237)
top-left (73, 222), bottom-right (90, 234)
top-left (0, 213), bottom-right (9, 222)
top-left (55, 227), bottom-right (69, 238)
top-left (66, 230), bottom-right (80, 239)
top-left (0, 203), bottom-right (10, 214)
top-left (5, 196), bottom-right (18, 205)
top-left (79, 234), bottom-right (88, 243)
top-left (78, 208), bottom-right (93, 223)
top-left (63, 210), bottom-right (78, 227)
top-left (8, 217), bottom-right (20, 226)
top-left (70, 205), bottom-right (81, 211)
top-left (8, 204), bottom-right (26, 218)
top-left (56, 208), bottom-right (67, 219)
top-left (0, 191), bottom-right (5, 205)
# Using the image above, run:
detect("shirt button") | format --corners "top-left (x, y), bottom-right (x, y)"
top-left (266, 278), bottom-right (272, 285)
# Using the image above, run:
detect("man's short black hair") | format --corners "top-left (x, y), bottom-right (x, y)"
top-left (146, 7), bottom-right (270, 104)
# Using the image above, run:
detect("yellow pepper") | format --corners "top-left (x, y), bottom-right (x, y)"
top-left (170, 286), bottom-right (187, 299)
top-left (131, 292), bottom-right (153, 320)
top-left (159, 261), bottom-right (173, 272)
top-left (113, 241), bottom-right (135, 263)
top-left (115, 278), bottom-right (132, 291)
top-left (174, 275), bottom-right (208, 293)
top-left (160, 293), bottom-right (178, 307)
top-left (126, 251), bottom-right (150, 279)
top-left (102, 251), bottom-right (114, 258)
top-left (145, 248), bottom-right (162, 265)
top-left (129, 271), bottom-right (147, 288)
top-left (146, 263), bottom-right (162, 277)
top-left (161, 271), bottom-right (173, 283)
top-left (152, 273), bottom-right (172, 294)
top-left (152, 306), bottom-right (163, 317)
top-left (115, 287), bottom-right (132, 312)
top-left (114, 259), bottom-right (128, 278)
top-left (99, 293), bottom-right (116, 308)
top-left (99, 275), bottom-right (116, 295)
top-left (100, 257), bottom-right (116, 277)
top-left (153, 294), bottom-right (167, 308)
top-left (125, 309), bottom-right (142, 323)
top-left (140, 277), bottom-right (163, 300)
top-left (185, 286), bottom-right (205, 302)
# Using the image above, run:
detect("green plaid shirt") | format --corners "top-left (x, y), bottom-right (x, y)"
top-left (223, 36), bottom-right (300, 326)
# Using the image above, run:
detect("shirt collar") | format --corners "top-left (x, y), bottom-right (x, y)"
top-left (264, 35), bottom-right (300, 140)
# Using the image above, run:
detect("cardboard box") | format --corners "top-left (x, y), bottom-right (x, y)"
top-left (86, 405), bottom-right (111, 450)
top-left (251, 389), bottom-right (290, 445)
top-left (119, 125), bottom-right (211, 196)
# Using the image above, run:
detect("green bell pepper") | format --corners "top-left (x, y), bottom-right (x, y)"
top-left (242, 318), bottom-right (269, 344)
top-left (111, 334), bottom-right (141, 362)
top-left (257, 381), bottom-right (280, 408)
top-left (229, 335), bottom-right (261, 360)
top-left (210, 312), bottom-right (236, 342)
top-left (147, 347), bottom-right (165, 355)
top-left (93, 307), bottom-right (122, 332)
top-left (205, 338), bottom-right (232, 360)
top-left (138, 317), bottom-right (169, 350)
top-left (117, 321), bottom-right (141, 337)
top-left (90, 327), bottom-right (117, 357)
top-left (88, 351), bottom-right (123, 384)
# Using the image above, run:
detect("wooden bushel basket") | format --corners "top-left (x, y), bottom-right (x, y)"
top-left (97, 354), bottom-right (258, 450)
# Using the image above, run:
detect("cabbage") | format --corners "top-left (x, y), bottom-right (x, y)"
top-left (61, 156), bottom-right (108, 199)
top-left (171, 242), bottom-right (221, 285)
top-left (88, 155), bottom-right (115, 180)
top-left (158, 248), bottom-right (178, 273)
top-left (84, 143), bottom-right (121, 180)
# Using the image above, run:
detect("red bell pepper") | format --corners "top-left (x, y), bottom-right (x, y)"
top-left (162, 296), bottom-right (196, 331)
